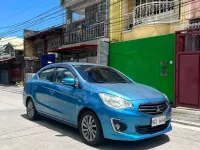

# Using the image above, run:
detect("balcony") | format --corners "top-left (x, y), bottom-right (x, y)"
top-left (64, 21), bottom-right (105, 44)
top-left (63, 0), bottom-right (107, 45)
top-left (122, 1), bottom-right (180, 31)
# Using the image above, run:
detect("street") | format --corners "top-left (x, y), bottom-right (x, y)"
top-left (0, 88), bottom-right (200, 150)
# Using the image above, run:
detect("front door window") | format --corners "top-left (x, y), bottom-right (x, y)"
top-left (54, 68), bottom-right (75, 84)
top-left (38, 68), bottom-right (55, 82)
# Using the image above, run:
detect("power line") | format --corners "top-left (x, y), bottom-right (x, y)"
top-left (108, 0), bottom-right (194, 31)
top-left (0, 6), bottom-right (195, 50)
top-left (0, 11), bottom-right (65, 36)
top-left (0, 8), bottom-right (65, 36)
top-left (107, 8), bottom-right (197, 35)
top-left (0, 0), bottom-right (195, 42)
top-left (0, 0), bottom-right (121, 36)
top-left (0, 5), bottom-right (62, 30)
top-left (0, 0), bottom-right (48, 29)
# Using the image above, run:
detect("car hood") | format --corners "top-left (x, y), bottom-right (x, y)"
top-left (90, 83), bottom-right (164, 100)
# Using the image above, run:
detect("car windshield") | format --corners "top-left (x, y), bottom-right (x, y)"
top-left (73, 65), bottom-right (132, 83)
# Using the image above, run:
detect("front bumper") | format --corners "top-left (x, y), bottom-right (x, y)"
top-left (98, 100), bottom-right (172, 141)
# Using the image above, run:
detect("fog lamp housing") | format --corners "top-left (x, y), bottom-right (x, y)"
top-left (111, 118), bottom-right (127, 133)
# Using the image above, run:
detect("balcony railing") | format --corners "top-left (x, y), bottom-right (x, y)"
top-left (64, 22), bottom-right (105, 44)
top-left (122, 1), bottom-right (178, 31)
top-left (135, 1), bottom-right (175, 24)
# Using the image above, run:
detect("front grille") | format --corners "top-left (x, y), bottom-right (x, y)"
top-left (136, 121), bottom-right (170, 134)
top-left (139, 102), bottom-right (168, 115)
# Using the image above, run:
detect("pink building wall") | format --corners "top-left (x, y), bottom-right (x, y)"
top-left (185, 0), bottom-right (200, 20)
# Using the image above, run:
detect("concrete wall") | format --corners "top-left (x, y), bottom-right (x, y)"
top-left (24, 40), bottom-right (35, 57)
top-left (185, 0), bottom-right (200, 20)
top-left (110, 0), bottom-right (122, 42)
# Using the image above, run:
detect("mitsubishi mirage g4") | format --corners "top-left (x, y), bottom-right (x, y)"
top-left (23, 63), bottom-right (172, 146)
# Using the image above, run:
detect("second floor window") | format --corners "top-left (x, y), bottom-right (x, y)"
top-left (48, 39), bottom-right (61, 50)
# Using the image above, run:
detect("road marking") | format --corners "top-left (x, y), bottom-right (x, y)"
top-left (172, 122), bottom-right (200, 131)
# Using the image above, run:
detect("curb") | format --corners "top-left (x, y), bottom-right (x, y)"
top-left (172, 108), bottom-right (200, 115)
top-left (172, 119), bottom-right (200, 128)
top-left (174, 107), bottom-right (200, 112)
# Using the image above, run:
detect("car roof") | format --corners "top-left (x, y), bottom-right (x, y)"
top-left (43, 62), bottom-right (106, 69)
top-left (58, 62), bottom-right (101, 66)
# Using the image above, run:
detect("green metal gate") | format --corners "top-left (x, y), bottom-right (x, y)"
top-left (109, 34), bottom-right (175, 104)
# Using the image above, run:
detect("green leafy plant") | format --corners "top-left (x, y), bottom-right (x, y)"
top-left (15, 81), bottom-right (24, 86)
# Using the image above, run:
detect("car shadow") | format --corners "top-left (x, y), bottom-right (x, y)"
top-left (21, 114), bottom-right (170, 150)
top-left (99, 135), bottom-right (170, 150)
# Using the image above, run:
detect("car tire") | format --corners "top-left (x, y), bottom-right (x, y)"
top-left (26, 99), bottom-right (38, 120)
top-left (79, 111), bottom-right (104, 146)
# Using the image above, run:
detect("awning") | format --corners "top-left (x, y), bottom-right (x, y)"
top-left (48, 38), bottom-right (99, 53)
top-left (48, 44), bottom-right (98, 53)
top-left (0, 58), bottom-right (14, 62)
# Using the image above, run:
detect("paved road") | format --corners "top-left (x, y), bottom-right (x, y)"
top-left (0, 87), bottom-right (200, 150)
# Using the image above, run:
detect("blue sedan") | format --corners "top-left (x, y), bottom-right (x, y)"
top-left (23, 63), bottom-right (172, 146)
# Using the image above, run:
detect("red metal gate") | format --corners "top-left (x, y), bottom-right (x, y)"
top-left (11, 69), bottom-right (23, 83)
top-left (175, 28), bottom-right (200, 109)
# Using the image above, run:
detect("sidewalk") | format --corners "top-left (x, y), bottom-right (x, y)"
top-left (172, 107), bottom-right (200, 127)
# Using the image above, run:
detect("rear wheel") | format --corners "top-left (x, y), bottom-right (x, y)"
top-left (79, 111), bottom-right (104, 146)
top-left (26, 99), bottom-right (38, 120)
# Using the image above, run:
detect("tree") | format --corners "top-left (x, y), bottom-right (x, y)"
top-left (2, 43), bottom-right (15, 57)
top-left (60, 0), bottom-right (65, 5)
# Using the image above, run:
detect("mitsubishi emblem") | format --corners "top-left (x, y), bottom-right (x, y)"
top-left (157, 107), bottom-right (161, 113)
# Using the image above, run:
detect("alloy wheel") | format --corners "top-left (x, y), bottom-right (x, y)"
top-left (27, 101), bottom-right (35, 119)
top-left (81, 115), bottom-right (97, 141)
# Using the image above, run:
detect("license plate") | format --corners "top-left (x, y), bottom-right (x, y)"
top-left (151, 116), bottom-right (166, 127)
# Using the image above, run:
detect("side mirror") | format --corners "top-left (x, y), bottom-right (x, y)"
top-left (61, 77), bottom-right (76, 87)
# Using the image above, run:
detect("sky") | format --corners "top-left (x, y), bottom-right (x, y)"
top-left (0, 0), bottom-right (63, 38)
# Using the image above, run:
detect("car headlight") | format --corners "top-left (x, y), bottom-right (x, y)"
top-left (99, 93), bottom-right (133, 109)
top-left (163, 93), bottom-right (169, 102)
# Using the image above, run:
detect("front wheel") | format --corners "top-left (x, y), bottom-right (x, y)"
top-left (26, 99), bottom-right (38, 120)
top-left (79, 111), bottom-right (104, 146)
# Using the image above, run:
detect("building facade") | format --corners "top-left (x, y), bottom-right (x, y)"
top-left (110, 0), bottom-right (184, 41)
top-left (57, 0), bottom-right (109, 65)
top-left (0, 37), bottom-right (24, 84)
top-left (108, 0), bottom-right (200, 105)
top-left (175, 1), bottom-right (200, 109)
top-left (109, 0), bottom-right (200, 41)
top-left (23, 27), bottom-right (63, 81)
